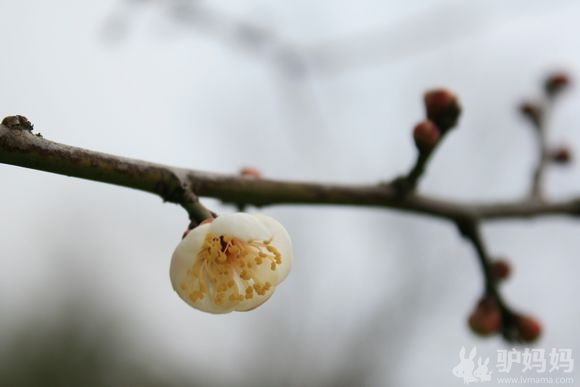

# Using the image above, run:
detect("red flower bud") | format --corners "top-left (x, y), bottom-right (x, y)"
top-left (491, 259), bottom-right (511, 281)
top-left (424, 89), bottom-right (461, 132)
top-left (468, 297), bottom-right (501, 337)
top-left (513, 315), bottom-right (542, 343)
top-left (413, 120), bottom-right (440, 153)
top-left (240, 167), bottom-right (262, 178)
top-left (544, 72), bottom-right (571, 97)
top-left (519, 101), bottom-right (543, 128)
top-left (551, 147), bottom-right (572, 164)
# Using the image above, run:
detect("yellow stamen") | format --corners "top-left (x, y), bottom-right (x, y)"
top-left (179, 232), bottom-right (282, 304)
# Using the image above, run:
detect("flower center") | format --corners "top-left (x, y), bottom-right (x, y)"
top-left (180, 233), bottom-right (282, 305)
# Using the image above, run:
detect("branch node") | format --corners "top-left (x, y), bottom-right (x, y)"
top-left (1, 115), bottom-right (34, 131)
top-left (176, 181), bottom-right (215, 225)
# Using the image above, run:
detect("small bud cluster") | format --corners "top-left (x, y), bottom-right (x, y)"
top-left (468, 295), bottom-right (542, 342)
top-left (519, 72), bottom-right (571, 127)
top-left (412, 89), bottom-right (462, 155)
top-left (519, 72), bottom-right (575, 167)
top-left (467, 257), bottom-right (541, 342)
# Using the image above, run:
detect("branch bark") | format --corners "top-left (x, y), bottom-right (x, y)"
top-left (2, 122), bottom-right (579, 223)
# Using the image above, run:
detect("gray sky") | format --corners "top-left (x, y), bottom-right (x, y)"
top-left (1, 1), bottom-right (580, 386)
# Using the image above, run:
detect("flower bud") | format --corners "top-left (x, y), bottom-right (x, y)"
top-left (550, 147), bottom-right (572, 164)
top-left (491, 259), bottom-right (511, 281)
top-left (544, 72), bottom-right (571, 97)
top-left (424, 89), bottom-right (461, 132)
top-left (513, 315), bottom-right (542, 343)
top-left (519, 101), bottom-right (543, 128)
top-left (413, 120), bottom-right (440, 153)
top-left (240, 167), bottom-right (262, 179)
top-left (468, 296), bottom-right (501, 337)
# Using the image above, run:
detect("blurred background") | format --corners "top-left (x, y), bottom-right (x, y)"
top-left (1, 0), bottom-right (580, 386)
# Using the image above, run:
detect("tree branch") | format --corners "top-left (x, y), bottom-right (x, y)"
top-left (2, 120), bottom-right (579, 224)
top-left (0, 122), bottom-right (213, 223)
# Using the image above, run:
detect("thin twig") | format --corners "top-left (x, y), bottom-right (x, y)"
top-left (457, 221), bottom-right (506, 303)
top-left (179, 184), bottom-right (215, 225)
top-left (530, 106), bottom-right (549, 200)
top-left (393, 152), bottom-right (431, 194)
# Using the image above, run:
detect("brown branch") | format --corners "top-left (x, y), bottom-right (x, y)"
top-left (0, 121), bottom-right (213, 223)
top-left (393, 152), bottom-right (432, 195)
top-left (527, 102), bottom-right (550, 200)
top-left (457, 222), bottom-right (507, 300)
top-left (531, 128), bottom-right (548, 199)
top-left (2, 119), bottom-right (579, 224)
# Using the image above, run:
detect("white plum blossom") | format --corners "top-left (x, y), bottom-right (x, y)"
top-left (170, 213), bottom-right (293, 314)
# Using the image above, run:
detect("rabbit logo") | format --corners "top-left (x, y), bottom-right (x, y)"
top-left (473, 357), bottom-right (493, 382)
top-left (452, 347), bottom-right (479, 384)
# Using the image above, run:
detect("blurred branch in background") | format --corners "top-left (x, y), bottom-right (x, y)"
top-left (104, 0), bottom-right (307, 77)
top-left (520, 73), bottom-right (573, 200)
top-left (105, 0), bottom-right (578, 75)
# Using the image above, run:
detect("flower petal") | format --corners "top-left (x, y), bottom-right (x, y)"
top-left (254, 214), bottom-right (293, 283)
top-left (210, 212), bottom-right (271, 241)
top-left (170, 223), bottom-right (210, 292)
